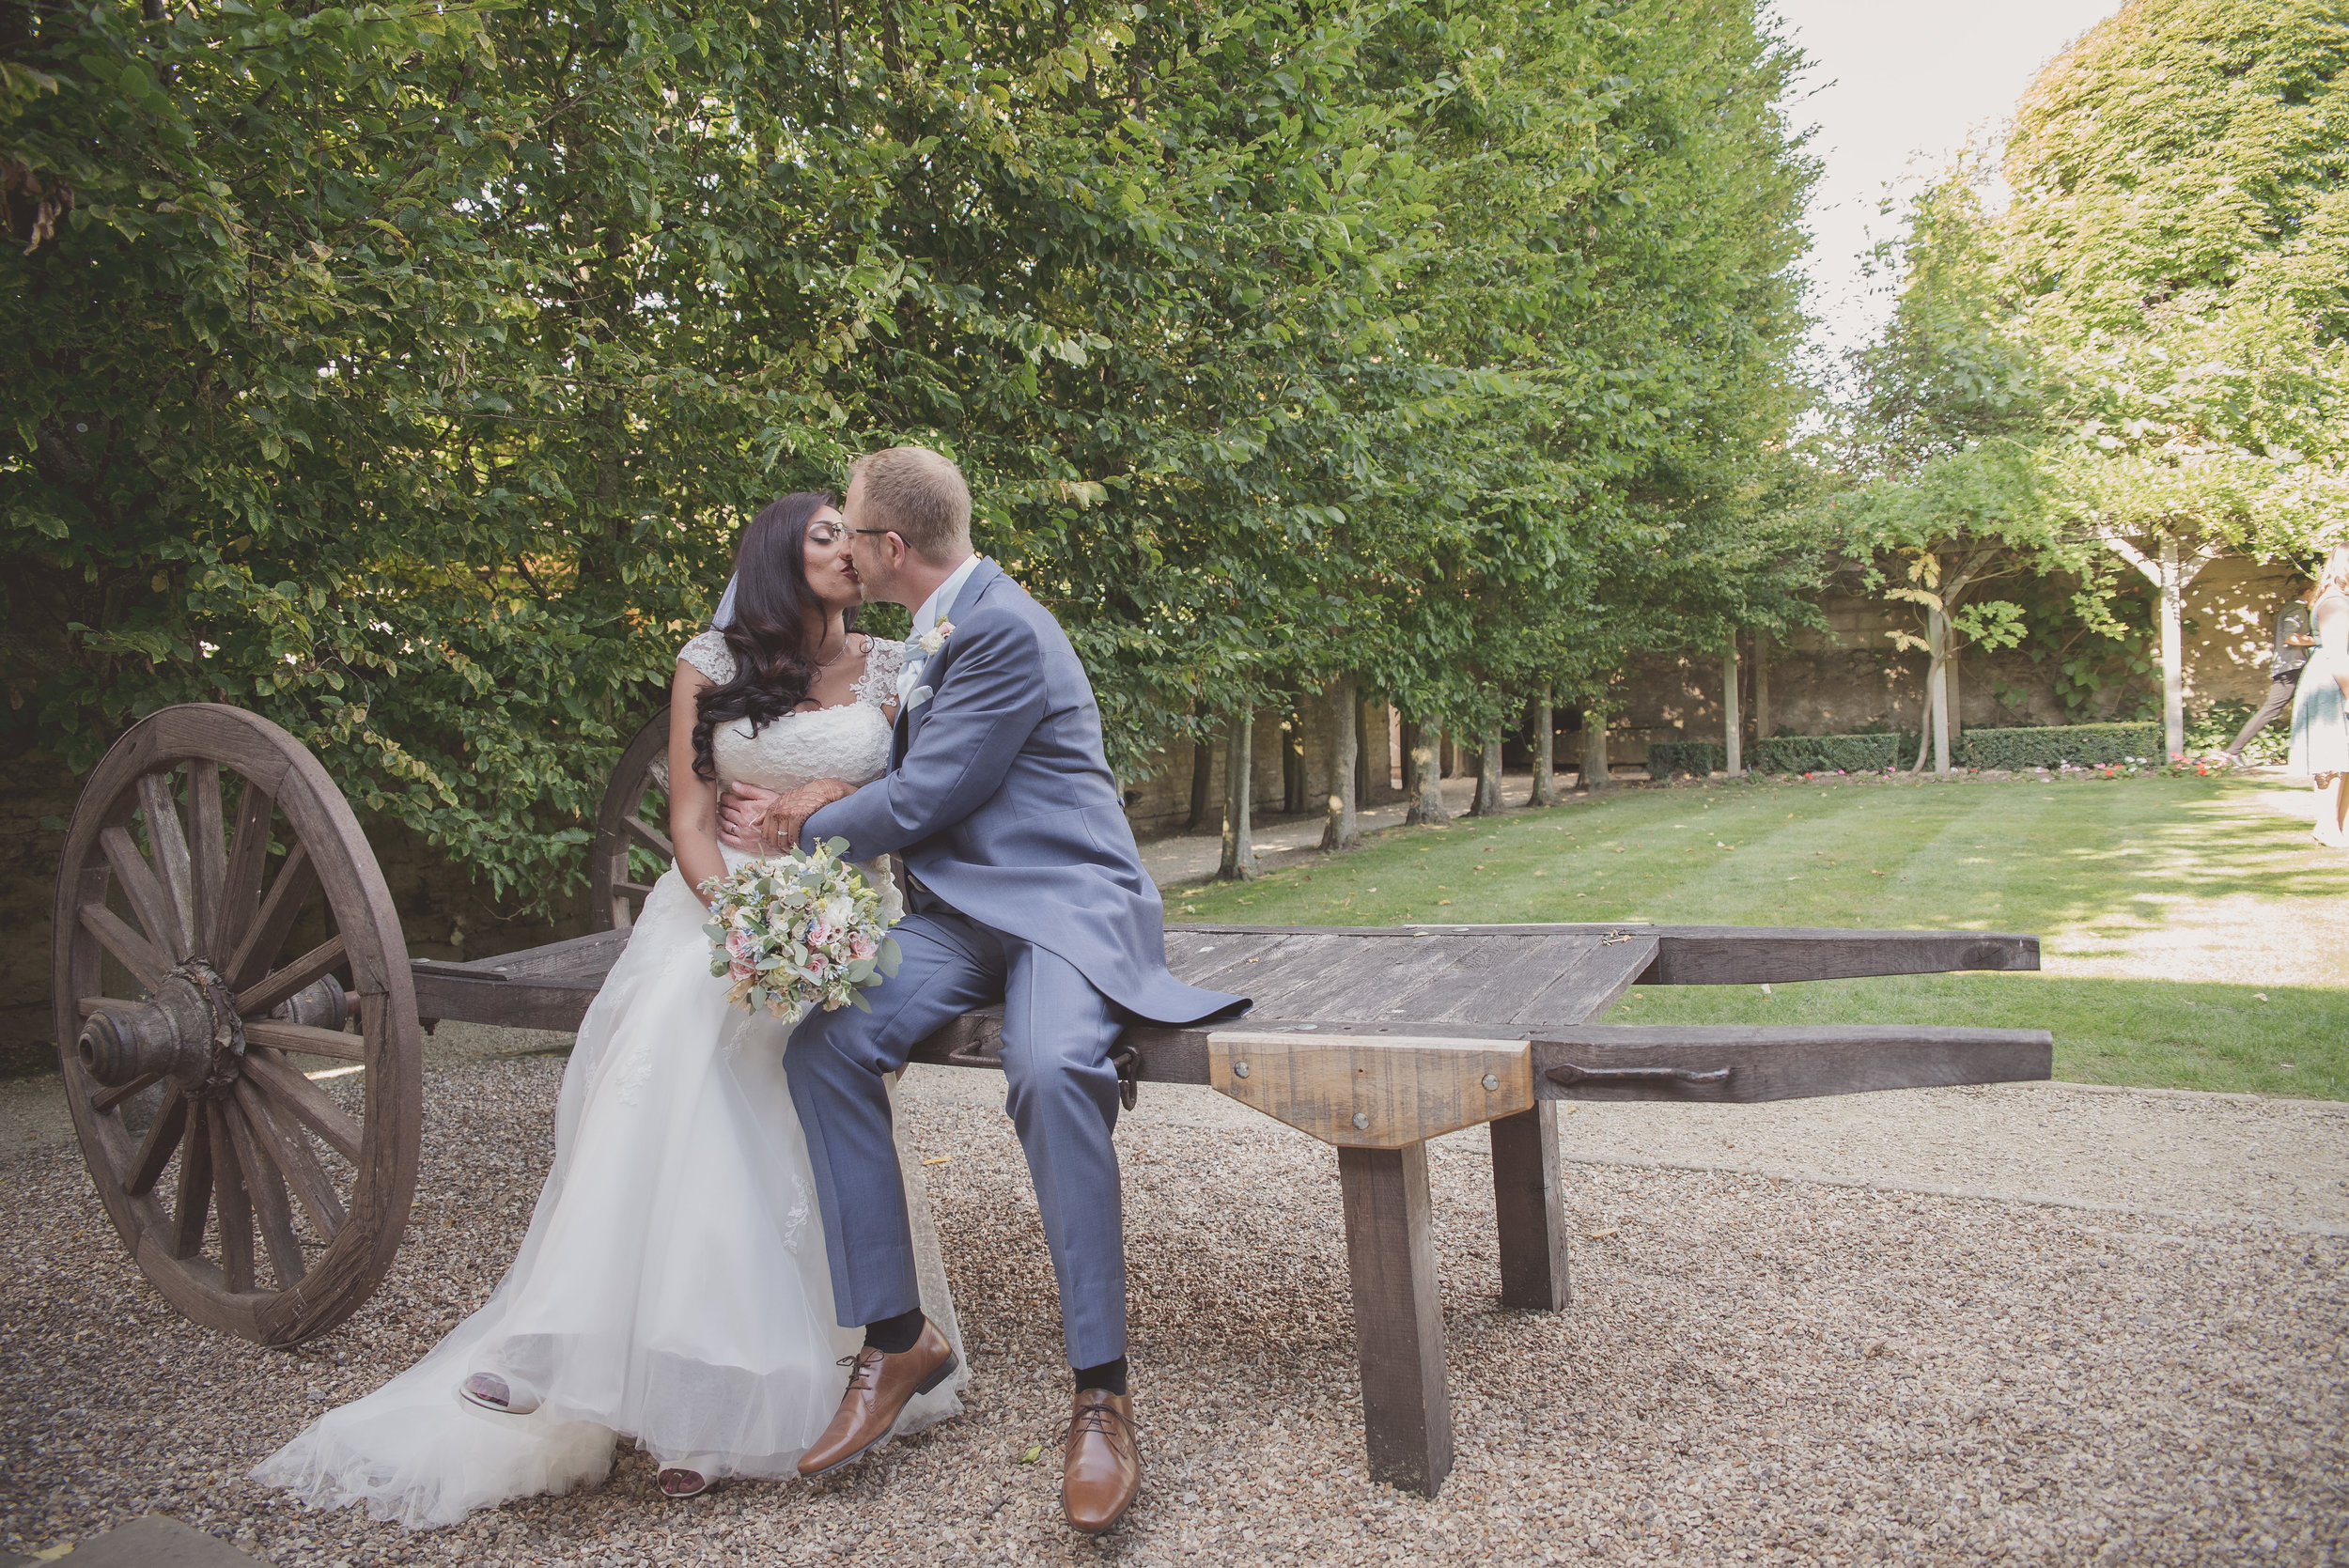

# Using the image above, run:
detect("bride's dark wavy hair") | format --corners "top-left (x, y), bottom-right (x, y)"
top-left (691, 491), bottom-right (853, 783)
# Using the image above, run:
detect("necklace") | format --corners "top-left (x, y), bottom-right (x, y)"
top-left (813, 625), bottom-right (852, 670)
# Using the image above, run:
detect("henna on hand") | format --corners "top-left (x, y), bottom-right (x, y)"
top-left (753, 778), bottom-right (858, 856)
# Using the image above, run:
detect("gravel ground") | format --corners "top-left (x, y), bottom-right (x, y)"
top-left (5, 1036), bottom-right (2344, 1566)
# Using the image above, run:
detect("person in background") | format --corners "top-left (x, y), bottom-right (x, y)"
top-left (2286, 543), bottom-right (2349, 848)
top-left (2221, 583), bottom-right (2315, 767)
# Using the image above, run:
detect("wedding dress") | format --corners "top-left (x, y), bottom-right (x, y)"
top-left (255, 633), bottom-right (966, 1529)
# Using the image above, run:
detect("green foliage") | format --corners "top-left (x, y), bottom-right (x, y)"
top-left (1645, 739), bottom-right (1725, 778)
top-left (1750, 733), bottom-right (1902, 774)
top-left (2186, 698), bottom-right (2289, 763)
top-left (2008, 0), bottom-right (2349, 556)
top-left (1956, 722), bottom-right (2164, 770)
top-left (2, 0), bottom-right (1820, 904)
top-left (1823, 0), bottom-right (2349, 737)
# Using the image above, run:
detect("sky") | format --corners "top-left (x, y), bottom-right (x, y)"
top-left (1768, 0), bottom-right (2127, 373)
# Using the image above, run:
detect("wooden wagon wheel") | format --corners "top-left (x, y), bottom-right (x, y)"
top-left (52, 705), bottom-right (421, 1346)
top-left (590, 706), bottom-right (674, 931)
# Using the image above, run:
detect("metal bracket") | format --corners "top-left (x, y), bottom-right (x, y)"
top-left (1545, 1062), bottom-right (1731, 1088)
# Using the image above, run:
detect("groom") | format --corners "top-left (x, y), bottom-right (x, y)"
top-left (717, 445), bottom-right (1244, 1533)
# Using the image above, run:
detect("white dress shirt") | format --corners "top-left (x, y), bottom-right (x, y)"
top-left (897, 553), bottom-right (986, 707)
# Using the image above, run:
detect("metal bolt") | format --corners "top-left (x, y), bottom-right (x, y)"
top-left (1234, 1062), bottom-right (1251, 1079)
top-left (1352, 1110), bottom-right (1369, 1129)
top-left (1482, 1073), bottom-right (1500, 1092)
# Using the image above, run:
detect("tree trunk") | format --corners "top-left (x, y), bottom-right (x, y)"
top-left (1529, 690), bottom-right (1556, 807)
top-left (2157, 530), bottom-right (2186, 761)
top-left (2105, 529), bottom-right (2216, 764)
top-left (1470, 732), bottom-right (1503, 815)
top-left (1283, 715), bottom-right (1309, 815)
top-left (1944, 636), bottom-right (1960, 747)
top-left (1582, 716), bottom-right (1613, 791)
top-left (1322, 675), bottom-right (1361, 851)
top-left (1405, 718), bottom-right (1449, 824)
top-left (1187, 733), bottom-right (1214, 832)
top-left (1752, 634), bottom-right (1771, 753)
top-left (1930, 605), bottom-right (1952, 774)
top-left (1219, 710), bottom-right (1255, 879)
top-left (1723, 639), bottom-right (1742, 776)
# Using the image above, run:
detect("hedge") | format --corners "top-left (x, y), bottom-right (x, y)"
top-left (1641, 723), bottom-right (2163, 778)
top-left (1751, 733), bottom-right (1904, 773)
top-left (1644, 739), bottom-right (1725, 777)
top-left (1954, 722), bottom-right (2164, 770)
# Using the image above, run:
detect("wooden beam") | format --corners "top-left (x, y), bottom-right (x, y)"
top-left (1165, 923), bottom-right (2042, 985)
top-left (1207, 1031), bottom-right (1533, 1147)
top-left (1532, 1025), bottom-right (2052, 1103)
top-left (1632, 927), bottom-right (2039, 985)
top-left (1489, 1103), bottom-right (1568, 1310)
top-left (408, 965), bottom-right (605, 1032)
top-left (1338, 1143), bottom-right (1452, 1496)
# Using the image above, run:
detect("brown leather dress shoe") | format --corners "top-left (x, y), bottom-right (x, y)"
top-left (1061, 1389), bottom-right (1141, 1534)
top-left (795, 1319), bottom-right (958, 1479)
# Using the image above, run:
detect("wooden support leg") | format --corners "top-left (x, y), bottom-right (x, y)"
top-left (1337, 1142), bottom-right (1453, 1496)
top-left (1489, 1102), bottom-right (1569, 1310)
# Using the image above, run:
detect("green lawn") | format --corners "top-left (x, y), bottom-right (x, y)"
top-left (1171, 773), bottom-right (2349, 1100)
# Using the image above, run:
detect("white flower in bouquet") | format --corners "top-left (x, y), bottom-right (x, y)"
top-left (699, 838), bottom-right (902, 1024)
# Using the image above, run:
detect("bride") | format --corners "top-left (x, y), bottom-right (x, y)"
top-left (255, 493), bottom-right (966, 1528)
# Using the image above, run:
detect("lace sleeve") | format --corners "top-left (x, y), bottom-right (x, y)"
top-left (856, 638), bottom-right (907, 710)
top-left (678, 629), bottom-right (735, 683)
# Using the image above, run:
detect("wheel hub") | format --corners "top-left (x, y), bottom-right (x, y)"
top-left (78, 958), bottom-right (246, 1098)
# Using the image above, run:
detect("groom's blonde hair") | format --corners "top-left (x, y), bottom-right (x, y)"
top-left (851, 445), bottom-right (971, 563)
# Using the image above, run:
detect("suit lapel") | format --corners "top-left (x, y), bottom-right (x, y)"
top-left (894, 563), bottom-right (1002, 765)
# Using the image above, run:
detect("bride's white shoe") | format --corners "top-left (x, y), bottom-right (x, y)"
top-left (459, 1372), bottom-right (538, 1416)
top-left (658, 1467), bottom-right (711, 1498)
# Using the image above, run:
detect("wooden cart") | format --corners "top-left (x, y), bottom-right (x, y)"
top-left (54, 704), bottom-right (2051, 1496)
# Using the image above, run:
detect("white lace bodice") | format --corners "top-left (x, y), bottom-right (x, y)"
top-left (677, 631), bottom-right (904, 793)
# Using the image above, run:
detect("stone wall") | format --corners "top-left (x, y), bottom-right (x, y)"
top-left (1594, 551), bottom-right (2305, 762)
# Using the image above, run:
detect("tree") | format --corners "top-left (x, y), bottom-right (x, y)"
top-left (1835, 0), bottom-right (2349, 763)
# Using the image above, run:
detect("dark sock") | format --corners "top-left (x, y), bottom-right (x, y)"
top-left (864, 1307), bottom-right (926, 1356)
top-left (1074, 1356), bottom-right (1128, 1398)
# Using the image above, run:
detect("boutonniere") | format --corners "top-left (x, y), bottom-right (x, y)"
top-left (917, 619), bottom-right (955, 656)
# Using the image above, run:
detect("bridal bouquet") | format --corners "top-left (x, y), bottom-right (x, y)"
top-left (699, 839), bottom-right (903, 1023)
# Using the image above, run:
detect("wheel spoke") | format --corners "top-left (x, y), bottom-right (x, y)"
top-left (220, 1095), bottom-right (304, 1288)
top-left (241, 1019), bottom-right (365, 1062)
top-left (135, 770), bottom-right (199, 955)
top-left (91, 1067), bottom-right (166, 1114)
top-left (625, 814), bottom-right (674, 858)
top-left (233, 1079), bottom-right (344, 1241)
top-left (226, 840), bottom-right (316, 993)
top-left (236, 933), bottom-right (347, 1018)
top-left (216, 783), bottom-right (276, 962)
top-left (121, 1087), bottom-right (189, 1197)
top-left (241, 1048), bottom-right (364, 1162)
top-left (81, 903), bottom-right (170, 993)
top-left (172, 1105), bottom-right (213, 1259)
top-left (208, 1101), bottom-right (256, 1293)
top-left (187, 761), bottom-right (228, 956)
top-left (99, 826), bottom-right (193, 963)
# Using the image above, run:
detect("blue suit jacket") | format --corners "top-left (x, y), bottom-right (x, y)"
top-left (801, 560), bottom-right (1246, 1027)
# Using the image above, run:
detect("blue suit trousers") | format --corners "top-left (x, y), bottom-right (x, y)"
top-left (784, 908), bottom-right (1128, 1370)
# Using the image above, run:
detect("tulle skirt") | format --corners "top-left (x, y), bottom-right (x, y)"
top-left (2289, 650), bottom-right (2349, 779)
top-left (253, 864), bottom-right (965, 1529)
